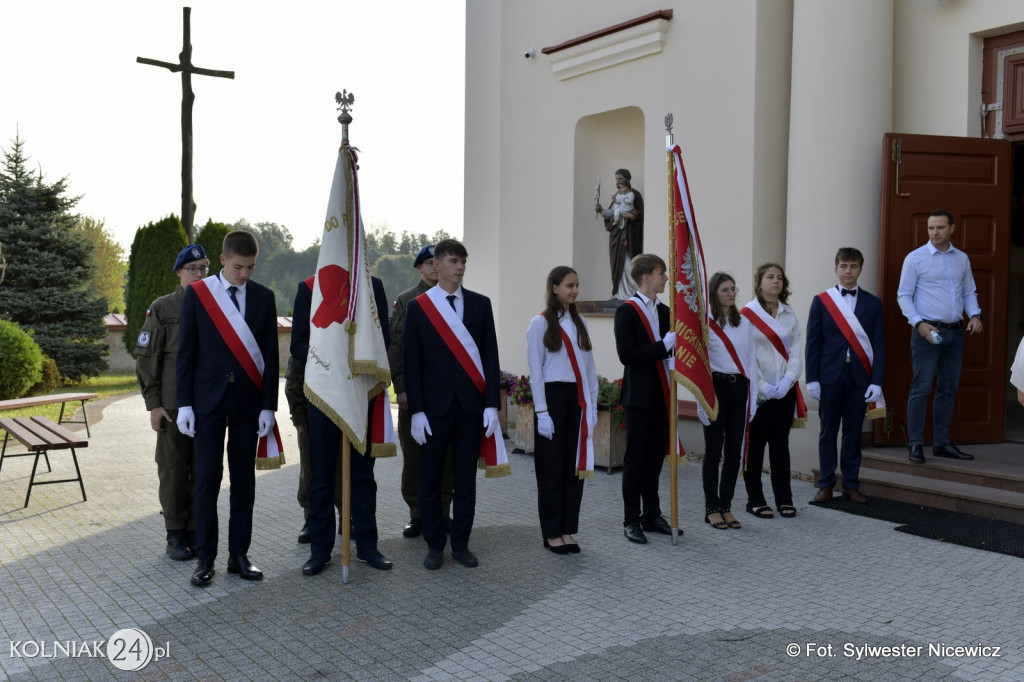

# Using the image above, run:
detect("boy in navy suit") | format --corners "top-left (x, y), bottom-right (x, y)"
top-left (613, 254), bottom-right (678, 544)
top-left (403, 238), bottom-right (501, 570)
top-left (176, 230), bottom-right (279, 587)
top-left (805, 247), bottom-right (885, 504)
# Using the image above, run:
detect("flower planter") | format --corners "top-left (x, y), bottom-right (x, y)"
top-left (593, 407), bottom-right (626, 472)
top-left (511, 403), bottom-right (535, 453)
top-left (498, 388), bottom-right (509, 432)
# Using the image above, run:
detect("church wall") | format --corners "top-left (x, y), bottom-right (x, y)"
top-left (465, 1), bottom-right (791, 386)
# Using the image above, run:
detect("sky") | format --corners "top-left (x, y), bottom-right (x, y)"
top-left (0, 0), bottom-right (466, 252)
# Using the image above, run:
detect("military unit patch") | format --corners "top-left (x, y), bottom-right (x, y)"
top-left (137, 331), bottom-right (151, 348)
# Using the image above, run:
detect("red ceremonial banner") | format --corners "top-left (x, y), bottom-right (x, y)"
top-left (668, 145), bottom-right (717, 420)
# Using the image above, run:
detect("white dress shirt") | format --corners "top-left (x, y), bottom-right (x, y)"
top-left (632, 291), bottom-right (662, 341)
top-left (219, 272), bottom-right (246, 316)
top-left (744, 299), bottom-right (802, 396)
top-left (526, 312), bottom-right (598, 413)
top-left (433, 285), bottom-right (463, 321)
top-left (897, 242), bottom-right (981, 326)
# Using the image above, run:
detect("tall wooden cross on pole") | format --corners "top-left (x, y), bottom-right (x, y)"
top-left (137, 6), bottom-right (234, 242)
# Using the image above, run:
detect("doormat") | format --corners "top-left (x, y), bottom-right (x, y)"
top-left (811, 497), bottom-right (1024, 559)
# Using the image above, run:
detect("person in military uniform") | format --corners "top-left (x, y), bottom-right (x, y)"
top-left (388, 245), bottom-right (454, 538)
top-left (285, 276), bottom-right (343, 544)
top-left (135, 244), bottom-right (209, 561)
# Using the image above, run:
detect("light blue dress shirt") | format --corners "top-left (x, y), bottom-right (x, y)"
top-left (896, 242), bottom-right (980, 326)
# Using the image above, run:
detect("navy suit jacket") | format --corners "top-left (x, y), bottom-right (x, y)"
top-left (614, 297), bottom-right (672, 410)
top-left (290, 275), bottom-right (390, 362)
top-left (176, 278), bottom-right (279, 415)
top-left (805, 287), bottom-right (886, 388)
top-left (403, 287), bottom-right (500, 416)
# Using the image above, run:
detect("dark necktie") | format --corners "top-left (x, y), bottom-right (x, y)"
top-left (841, 288), bottom-right (855, 297)
top-left (228, 285), bottom-right (240, 310)
top-left (446, 294), bottom-right (457, 312)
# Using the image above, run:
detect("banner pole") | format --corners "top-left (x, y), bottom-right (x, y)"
top-left (665, 115), bottom-right (680, 546)
top-left (341, 434), bottom-right (352, 584)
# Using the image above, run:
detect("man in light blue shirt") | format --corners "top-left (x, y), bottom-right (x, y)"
top-left (896, 209), bottom-right (984, 464)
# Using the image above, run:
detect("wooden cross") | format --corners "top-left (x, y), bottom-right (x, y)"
top-left (137, 6), bottom-right (234, 242)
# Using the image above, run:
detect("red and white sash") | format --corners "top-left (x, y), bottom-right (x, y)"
top-left (816, 289), bottom-right (887, 419)
top-left (740, 301), bottom-right (807, 428)
top-left (192, 276), bottom-right (284, 469)
top-left (303, 276), bottom-right (395, 455)
top-left (415, 287), bottom-right (509, 477)
top-left (624, 299), bottom-right (685, 459)
top-left (557, 322), bottom-right (595, 480)
top-left (707, 318), bottom-right (755, 469)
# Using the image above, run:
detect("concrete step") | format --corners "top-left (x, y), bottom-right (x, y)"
top-left (857, 468), bottom-right (1024, 524)
top-left (861, 445), bottom-right (1024, 492)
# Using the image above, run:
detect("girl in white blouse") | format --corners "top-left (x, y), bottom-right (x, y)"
top-left (526, 266), bottom-right (599, 554)
top-left (741, 263), bottom-right (803, 519)
top-left (700, 272), bottom-right (758, 530)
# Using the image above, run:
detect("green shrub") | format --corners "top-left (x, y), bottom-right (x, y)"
top-left (123, 216), bottom-right (187, 357)
top-left (26, 354), bottom-right (61, 397)
top-left (0, 319), bottom-right (43, 400)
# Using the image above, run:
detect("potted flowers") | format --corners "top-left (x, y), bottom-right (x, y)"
top-left (506, 373), bottom-right (534, 453)
top-left (594, 375), bottom-right (627, 472)
top-left (499, 370), bottom-right (514, 432)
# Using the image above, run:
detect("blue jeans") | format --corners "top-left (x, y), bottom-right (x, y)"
top-left (907, 326), bottom-right (963, 446)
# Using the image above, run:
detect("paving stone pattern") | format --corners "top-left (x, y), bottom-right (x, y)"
top-left (0, 390), bottom-right (1021, 680)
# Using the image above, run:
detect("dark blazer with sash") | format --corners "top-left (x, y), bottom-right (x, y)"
top-left (403, 287), bottom-right (500, 417)
top-left (614, 297), bottom-right (672, 410)
top-left (290, 275), bottom-right (390, 363)
top-left (805, 287), bottom-right (886, 388)
top-left (176, 277), bottom-right (279, 415)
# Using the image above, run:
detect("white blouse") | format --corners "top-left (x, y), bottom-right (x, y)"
top-left (708, 316), bottom-right (757, 379)
top-left (526, 312), bottom-right (599, 413)
top-left (743, 299), bottom-right (803, 396)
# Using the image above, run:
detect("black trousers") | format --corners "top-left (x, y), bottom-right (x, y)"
top-left (420, 408), bottom-right (483, 552)
top-left (743, 386), bottom-right (796, 508)
top-left (622, 404), bottom-right (668, 525)
top-left (702, 374), bottom-right (748, 511)
top-left (193, 387), bottom-right (258, 561)
top-left (307, 404), bottom-right (378, 559)
top-left (534, 382), bottom-right (585, 538)
top-left (817, 363), bottom-right (868, 491)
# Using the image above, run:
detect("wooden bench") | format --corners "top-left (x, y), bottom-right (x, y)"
top-left (0, 392), bottom-right (99, 436)
top-left (0, 416), bottom-right (88, 507)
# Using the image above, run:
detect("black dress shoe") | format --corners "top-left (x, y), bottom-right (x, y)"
top-left (544, 538), bottom-right (570, 555)
top-left (166, 531), bottom-right (193, 561)
top-left (357, 550), bottom-right (394, 570)
top-left (298, 523), bottom-right (311, 544)
top-left (403, 519), bottom-right (421, 538)
top-left (564, 542), bottom-right (581, 554)
top-left (641, 516), bottom-right (674, 535)
top-left (909, 444), bottom-right (925, 463)
top-left (226, 555), bottom-right (264, 581)
top-left (933, 444), bottom-right (974, 460)
top-left (624, 522), bottom-right (648, 544)
top-left (451, 548), bottom-right (479, 568)
top-left (302, 554), bottom-right (331, 576)
top-left (191, 559), bottom-right (215, 587)
top-left (424, 548), bottom-right (444, 570)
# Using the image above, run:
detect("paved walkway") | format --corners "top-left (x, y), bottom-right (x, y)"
top-left (1, 389), bottom-right (1022, 680)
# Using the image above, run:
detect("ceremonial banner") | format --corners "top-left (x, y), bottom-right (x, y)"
top-left (305, 143), bottom-right (395, 456)
top-left (668, 145), bottom-right (717, 420)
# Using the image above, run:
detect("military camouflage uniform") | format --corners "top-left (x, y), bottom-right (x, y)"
top-left (135, 286), bottom-right (195, 533)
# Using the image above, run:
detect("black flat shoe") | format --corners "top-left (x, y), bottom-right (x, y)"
top-left (933, 444), bottom-right (974, 460)
top-left (424, 548), bottom-right (444, 570)
top-left (302, 554), bottom-right (331, 576)
top-left (226, 555), bottom-right (263, 581)
top-left (191, 559), bottom-right (215, 587)
top-left (909, 444), bottom-right (925, 463)
top-left (564, 543), bottom-right (580, 554)
top-left (624, 522), bottom-right (648, 544)
top-left (403, 519), bottom-right (421, 538)
top-left (356, 550), bottom-right (394, 570)
top-left (641, 516), bottom-right (674, 535)
top-left (451, 548), bottom-right (479, 568)
top-left (543, 538), bottom-right (570, 555)
top-left (297, 523), bottom-right (311, 544)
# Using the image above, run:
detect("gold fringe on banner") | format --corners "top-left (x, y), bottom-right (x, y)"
top-left (255, 453), bottom-right (285, 470)
top-left (481, 461), bottom-right (512, 478)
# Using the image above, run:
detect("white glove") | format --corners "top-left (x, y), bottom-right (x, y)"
top-left (411, 412), bottom-right (432, 445)
top-left (775, 375), bottom-right (794, 397)
top-left (662, 332), bottom-right (677, 351)
top-left (483, 407), bottom-right (500, 438)
top-left (806, 381), bottom-right (821, 401)
top-left (760, 384), bottom-right (779, 401)
top-left (176, 406), bottom-right (195, 437)
top-left (257, 409), bottom-right (275, 438)
top-left (695, 403), bottom-right (711, 427)
top-left (864, 384), bottom-right (882, 403)
top-left (536, 412), bottom-right (555, 440)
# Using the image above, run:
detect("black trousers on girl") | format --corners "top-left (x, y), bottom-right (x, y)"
top-left (743, 385), bottom-right (796, 508)
top-left (701, 373), bottom-right (748, 511)
top-left (534, 382), bottom-right (585, 538)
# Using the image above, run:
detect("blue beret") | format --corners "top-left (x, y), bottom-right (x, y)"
top-left (413, 245), bottom-right (435, 268)
top-left (173, 244), bottom-right (208, 272)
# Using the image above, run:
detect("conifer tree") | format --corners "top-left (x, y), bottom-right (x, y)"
top-left (123, 215), bottom-right (187, 356)
top-left (0, 135), bottom-right (107, 381)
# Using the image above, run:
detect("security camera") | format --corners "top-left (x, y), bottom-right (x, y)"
top-left (524, 48), bottom-right (536, 59)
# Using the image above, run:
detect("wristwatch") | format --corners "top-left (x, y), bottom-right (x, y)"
top-left (971, 313), bottom-right (983, 321)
